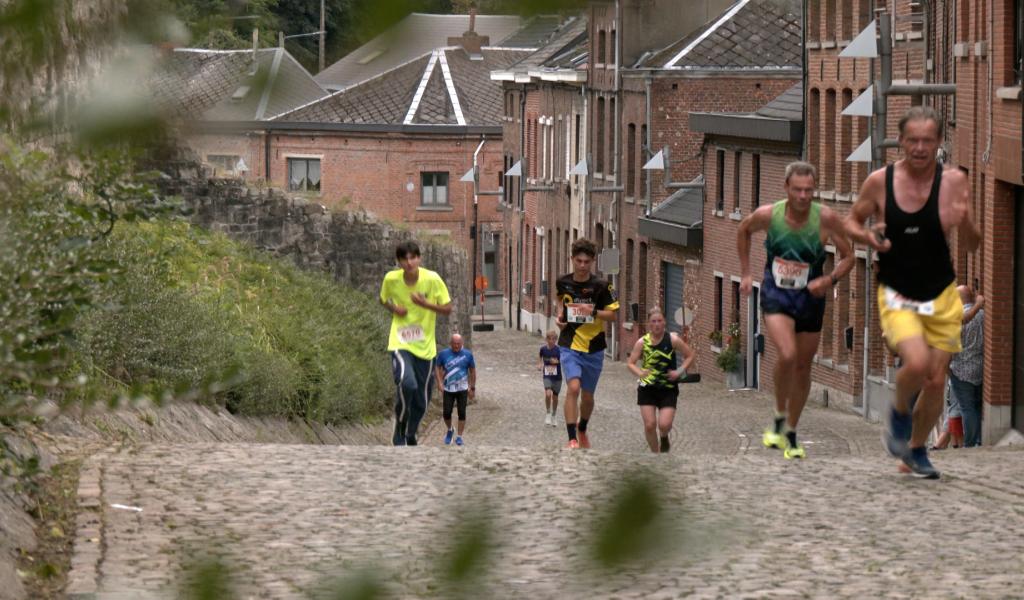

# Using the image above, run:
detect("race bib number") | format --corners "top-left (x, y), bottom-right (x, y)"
top-left (398, 324), bottom-right (425, 343)
top-left (543, 365), bottom-right (558, 376)
top-left (772, 257), bottom-right (811, 290)
top-left (883, 287), bottom-right (936, 316)
top-left (567, 303), bottom-right (594, 324)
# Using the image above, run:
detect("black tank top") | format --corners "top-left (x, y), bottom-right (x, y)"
top-left (876, 164), bottom-right (955, 300)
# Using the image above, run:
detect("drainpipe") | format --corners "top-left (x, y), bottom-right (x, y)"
top-left (981, 0), bottom-right (993, 165)
top-left (264, 131), bottom-right (271, 182)
top-left (645, 74), bottom-right (653, 215)
top-left (517, 84), bottom-right (527, 331)
top-left (611, 0), bottom-right (621, 359)
top-left (471, 138), bottom-right (485, 313)
top-left (801, 0), bottom-right (808, 159)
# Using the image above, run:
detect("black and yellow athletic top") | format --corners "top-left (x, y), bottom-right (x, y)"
top-left (638, 332), bottom-right (678, 389)
top-left (556, 273), bottom-right (619, 353)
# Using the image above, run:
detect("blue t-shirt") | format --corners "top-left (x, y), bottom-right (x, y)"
top-left (437, 348), bottom-right (476, 392)
top-left (539, 345), bottom-right (562, 380)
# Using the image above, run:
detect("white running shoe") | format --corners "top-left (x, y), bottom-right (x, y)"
top-left (544, 413), bottom-right (553, 426)
top-left (549, 412), bottom-right (558, 426)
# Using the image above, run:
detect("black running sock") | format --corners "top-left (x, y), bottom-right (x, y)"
top-left (659, 436), bottom-right (670, 453)
top-left (567, 423), bottom-right (577, 440)
top-left (578, 418), bottom-right (589, 432)
top-left (773, 415), bottom-right (786, 434)
top-left (785, 430), bottom-right (797, 448)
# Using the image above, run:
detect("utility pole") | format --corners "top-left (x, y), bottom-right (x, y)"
top-left (319, 0), bottom-right (326, 73)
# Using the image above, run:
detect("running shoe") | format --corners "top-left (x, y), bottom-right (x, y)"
top-left (659, 436), bottom-right (670, 453)
top-left (393, 420), bottom-right (407, 446)
top-left (901, 447), bottom-right (940, 479)
top-left (883, 406), bottom-right (913, 459)
top-left (783, 441), bottom-right (806, 460)
top-left (455, 436), bottom-right (464, 447)
top-left (567, 439), bottom-right (580, 449)
top-left (762, 429), bottom-right (785, 450)
top-left (544, 413), bottom-right (553, 426)
top-left (444, 428), bottom-right (454, 445)
top-left (577, 431), bottom-right (591, 449)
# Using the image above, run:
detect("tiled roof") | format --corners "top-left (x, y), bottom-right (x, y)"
top-left (314, 13), bottom-right (524, 90)
top-left (650, 177), bottom-right (703, 227)
top-left (498, 16), bottom-right (588, 75)
top-left (756, 81), bottom-right (802, 120)
top-left (149, 48), bottom-right (328, 121)
top-left (276, 48), bottom-right (527, 126)
top-left (496, 15), bottom-right (565, 48)
top-left (638, 0), bottom-right (801, 71)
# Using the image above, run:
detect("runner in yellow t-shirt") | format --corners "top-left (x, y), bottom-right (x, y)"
top-left (379, 241), bottom-right (452, 446)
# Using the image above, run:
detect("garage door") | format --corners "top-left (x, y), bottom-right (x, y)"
top-left (662, 262), bottom-right (684, 334)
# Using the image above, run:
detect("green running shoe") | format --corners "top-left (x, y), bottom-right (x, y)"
top-left (762, 429), bottom-right (785, 450)
top-left (783, 441), bottom-right (806, 460)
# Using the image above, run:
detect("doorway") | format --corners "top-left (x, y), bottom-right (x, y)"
top-left (746, 283), bottom-right (762, 389)
top-left (1014, 188), bottom-right (1024, 432)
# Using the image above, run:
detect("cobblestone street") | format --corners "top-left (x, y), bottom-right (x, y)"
top-left (68, 329), bottom-right (1024, 598)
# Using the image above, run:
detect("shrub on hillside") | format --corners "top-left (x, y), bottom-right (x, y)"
top-left (73, 221), bottom-right (393, 424)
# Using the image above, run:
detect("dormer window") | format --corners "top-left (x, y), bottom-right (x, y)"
top-left (231, 85), bottom-right (251, 102)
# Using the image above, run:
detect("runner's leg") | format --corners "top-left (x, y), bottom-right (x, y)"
top-left (764, 314), bottom-right (799, 419)
top-left (657, 407), bottom-right (677, 443)
top-left (564, 377), bottom-right (581, 440)
top-left (787, 331), bottom-right (822, 430)
top-left (456, 391), bottom-right (467, 436)
top-left (640, 405), bottom-right (658, 452)
top-left (910, 348), bottom-right (953, 449)
top-left (404, 356), bottom-right (433, 444)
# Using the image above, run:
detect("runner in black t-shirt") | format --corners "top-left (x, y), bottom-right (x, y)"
top-left (555, 238), bottom-right (619, 449)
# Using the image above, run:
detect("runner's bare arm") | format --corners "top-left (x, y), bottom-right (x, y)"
top-left (435, 365), bottom-right (445, 392)
top-left (737, 205), bottom-right (773, 295)
top-left (948, 168), bottom-right (981, 253)
top-left (380, 297), bottom-right (408, 317)
top-left (469, 367), bottom-right (476, 399)
top-left (625, 338), bottom-right (648, 378)
top-left (672, 333), bottom-right (696, 374)
top-left (844, 170), bottom-right (890, 252)
top-left (825, 207), bottom-right (855, 282)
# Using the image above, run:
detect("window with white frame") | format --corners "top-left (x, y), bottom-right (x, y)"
top-left (421, 172), bottom-right (449, 205)
top-left (287, 158), bottom-right (321, 192)
top-left (207, 154), bottom-right (241, 175)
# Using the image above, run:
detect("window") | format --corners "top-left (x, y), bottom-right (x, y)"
top-left (809, 89), bottom-right (821, 177)
top-left (733, 151), bottom-right (742, 211)
top-left (1017, 0), bottom-right (1024, 83)
top-left (716, 150), bottom-right (726, 212)
top-left (574, 114), bottom-right (582, 168)
top-left (625, 238), bottom-right (635, 306)
top-left (609, 29), bottom-right (617, 65)
top-left (825, 0), bottom-right (836, 40)
top-left (825, 89), bottom-right (837, 191)
top-left (596, 97), bottom-right (606, 174)
top-left (858, 0), bottom-right (871, 30)
top-left (421, 172), bottom-right (449, 205)
top-left (731, 280), bottom-right (741, 324)
top-left (809, 0), bottom-right (820, 42)
top-left (627, 123), bottom-right (637, 198)
top-left (640, 124), bottom-right (649, 199)
top-left (597, 30), bottom-right (607, 65)
top-left (287, 158), bottom-right (321, 192)
top-left (638, 242), bottom-right (648, 322)
top-left (207, 154), bottom-right (241, 175)
top-left (714, 275), bottom-right (724, 336)
top-left (609, 98), bottom-right (616, 176)
top-left (841, 0), bottom-right (853, 40)
top-left (752, 154), bottom-right (761, 208)
top-left (841, 89), bottom-right (853, 193)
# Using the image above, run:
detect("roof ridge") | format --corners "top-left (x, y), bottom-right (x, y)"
top-left (665, 0), bottom-right (751, 68)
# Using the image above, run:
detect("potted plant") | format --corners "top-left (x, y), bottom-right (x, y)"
top-left (716, 321), bottom-right (745, 388)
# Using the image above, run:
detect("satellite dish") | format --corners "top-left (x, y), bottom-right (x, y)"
top-left (674, 308), bottom-right (684, 325)
top-left (674, 307), bottom-right (694, 326)
top-left (406, 182), bottom-right (415, 192)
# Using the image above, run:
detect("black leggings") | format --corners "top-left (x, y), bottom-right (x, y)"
top-left (443, 390), bottom-right (468, 421)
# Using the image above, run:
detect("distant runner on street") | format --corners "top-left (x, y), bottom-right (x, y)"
top-left (845, 106), bottom-right (981, 478)
top-left (436, 334), bottom-right (476, 446)
top-left (555, 238), bottom-right (619, 449)
top-left (738, 161), bottom-right (853, 459)
top-left (537, 330), bottom-right (562, 427)
top-left (626, 307), bottom-right (695, 453)
top-left (380, 241), bottom-right (453, 446)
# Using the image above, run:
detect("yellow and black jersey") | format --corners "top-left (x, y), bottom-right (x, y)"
top-left (556, 273), bottom-right (619, 353)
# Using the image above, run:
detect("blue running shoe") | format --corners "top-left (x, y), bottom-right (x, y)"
top-left (444, 428), bottom-right (454, 445)
top-left (393, 420), bottom-right (407, 446)
top-left (901, 446), bottom-right (940, 479)
top-left (883, 406), bottom-right (912, 458)
top-left (455, 436), bottom-right (464, 446)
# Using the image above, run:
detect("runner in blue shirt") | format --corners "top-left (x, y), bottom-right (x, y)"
top-left (537, 330), bottom-right (562, 427)
top-left (435, 334), bottom-right (476, 446)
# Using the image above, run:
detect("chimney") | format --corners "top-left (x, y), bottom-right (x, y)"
top-left (447, 4), bottom-right (489, 56)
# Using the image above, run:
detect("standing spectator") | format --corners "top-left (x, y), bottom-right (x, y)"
top-left (950, 285), bottom-right (984, 447)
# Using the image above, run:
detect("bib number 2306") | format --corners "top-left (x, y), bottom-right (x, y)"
top-left (772, 257), bottom-right (811, 290)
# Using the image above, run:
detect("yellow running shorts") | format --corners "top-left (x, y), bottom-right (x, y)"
top-left (877, 282), bottom-right (963, 354)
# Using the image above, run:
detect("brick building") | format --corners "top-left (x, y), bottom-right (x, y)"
top-left (689, 82), bottom-right (805, 392)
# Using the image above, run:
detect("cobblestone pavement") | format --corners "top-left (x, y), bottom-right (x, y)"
top-left (67, 329), bottom-right (1024, 599)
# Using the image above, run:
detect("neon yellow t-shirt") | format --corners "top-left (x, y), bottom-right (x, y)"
top-left (379, 267), bottom-right (451, 359)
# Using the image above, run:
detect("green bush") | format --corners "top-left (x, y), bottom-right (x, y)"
top-left (73, 220), bottom-right (393, 424)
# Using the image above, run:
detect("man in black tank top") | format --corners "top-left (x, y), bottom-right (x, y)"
top-left (845, 106), bottom-right (981, 479)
